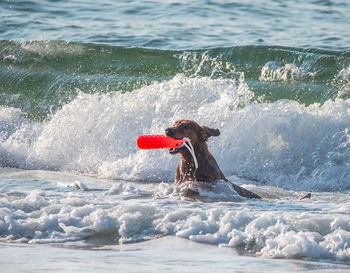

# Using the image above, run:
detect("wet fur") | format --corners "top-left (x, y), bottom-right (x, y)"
top-left (165, 120), bottom-right (261, 199)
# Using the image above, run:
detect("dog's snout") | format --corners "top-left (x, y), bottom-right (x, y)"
top-left (165, 127), bottom-right (174, 137)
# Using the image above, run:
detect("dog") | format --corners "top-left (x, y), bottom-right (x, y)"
top-left (165, 120), bottom-right (261, 199)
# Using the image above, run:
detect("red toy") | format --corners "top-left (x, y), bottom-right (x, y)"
top-left (137, 135), bottom-right (187, 149)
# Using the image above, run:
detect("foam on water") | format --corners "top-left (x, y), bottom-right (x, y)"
top-left (1, 172), bottom-right (350, 263)
top-left (259, 61), bottom-right (316, 82)
top-left (1, 74), bottom-right (350, 191)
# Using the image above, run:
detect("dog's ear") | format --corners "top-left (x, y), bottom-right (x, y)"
top-left (200, 126), bottom-right (220, 141)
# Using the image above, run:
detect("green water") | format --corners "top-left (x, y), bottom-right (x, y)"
top-left (1, 41), bottom-right (349, 120)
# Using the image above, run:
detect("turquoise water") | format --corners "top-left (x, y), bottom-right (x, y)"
top-left (1, 0), bottom-right (350, 271)
top-left (1, 41), bottom-right (350, 120)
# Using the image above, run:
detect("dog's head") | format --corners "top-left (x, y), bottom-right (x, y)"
top-left (165, 120), bottom-right (220, 154)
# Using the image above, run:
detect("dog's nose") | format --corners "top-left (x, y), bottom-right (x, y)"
top-left (165, 127), bottom-right (174, 137)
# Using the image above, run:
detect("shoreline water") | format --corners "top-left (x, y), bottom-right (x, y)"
top-left (1, 236), bottom-right (350, 273)
top-left (1, 167), bottom-right (350, 268)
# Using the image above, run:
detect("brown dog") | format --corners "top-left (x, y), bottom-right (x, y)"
top-left (165, 120), bottom-right (261, 199)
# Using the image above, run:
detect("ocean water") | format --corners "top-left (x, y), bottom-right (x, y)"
top-left (1, 0), bottom-right (350, 272)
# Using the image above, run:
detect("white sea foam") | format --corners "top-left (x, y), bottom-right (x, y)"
top-left (1, 175), bottom-right (350, 263)
top-left (337, 66), bottom-right (350, 98)
top-left (1, 75), bottom-right (350, 191)
top-left (338, 66), bottom-right (350, 80)
top-left (259, 61), bottom-right (315, 82)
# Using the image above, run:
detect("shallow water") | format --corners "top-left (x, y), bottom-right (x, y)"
top-left (1, 0), bottom-right (350, 271)
top-left (1, 168), bottom-right (350, 271)
top-left (2, 237), bottom-right (350, 273)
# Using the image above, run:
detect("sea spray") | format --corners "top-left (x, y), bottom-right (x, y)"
top-left (1, 75), bottom-right (350, 191)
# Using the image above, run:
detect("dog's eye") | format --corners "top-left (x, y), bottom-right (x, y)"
top-left (181, 124), bottom-right (190, 129)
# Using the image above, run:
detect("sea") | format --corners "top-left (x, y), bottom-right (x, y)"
top-left (1, 0), bottom-right (350, 272)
